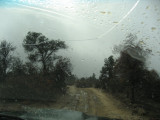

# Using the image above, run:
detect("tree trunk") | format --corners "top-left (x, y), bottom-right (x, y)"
top-left (2, 59), bottom-right (7, 81)
top-left (127, 86), bottom-right (129, 98)
top-left (131, 84), bottom-right (135, 104)
top-left (42, 60), bottom-right (47, 76)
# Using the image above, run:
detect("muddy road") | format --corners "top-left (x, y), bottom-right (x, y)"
top-left (0, 86), bottom-right (146, 120)
top-left (50, 86), bottom-right (146, 120)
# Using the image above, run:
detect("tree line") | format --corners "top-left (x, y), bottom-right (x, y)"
top-left (75, 34), bottom-right (160, 116)
top-left (75, 73), bottom-right (98, 88)
top-left (0, 31), bottom-right (72, 101)
top-left (98, 33), bottom-right (160, 104)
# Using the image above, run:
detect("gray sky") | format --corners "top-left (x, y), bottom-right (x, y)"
top-left (0, 0), bottom-right (160, 78)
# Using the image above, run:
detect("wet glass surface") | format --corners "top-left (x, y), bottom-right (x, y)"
top-left (0, 0), bottom-right (160, 120)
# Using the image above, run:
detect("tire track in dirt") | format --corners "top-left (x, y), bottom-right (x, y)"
top-left (32, 86), bottom-right (147, 120)
top-left (66, 86), bottom-right (146, 120)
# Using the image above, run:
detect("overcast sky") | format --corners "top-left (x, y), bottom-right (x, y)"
top-left (0, 0), bottom-right (160, 78)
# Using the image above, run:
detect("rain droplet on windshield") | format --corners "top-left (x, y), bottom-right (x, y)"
top-left (151, 27), bottom-right (156, 31)
top-left (100, 11), bottom-right (106, 14)
top-left (113, 21), bottom-right (118, 24)
top-left (139, 41), bottom-right (145, 45)
top-left (81, 59), bottom-right (85, 62)
top-left (146, 6), bottom-right (150, 9)
top-left (107, 11), bottom-right (111, 14)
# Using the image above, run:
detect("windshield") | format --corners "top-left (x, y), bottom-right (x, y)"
top-left (0, 0), bottom-right (160, 120)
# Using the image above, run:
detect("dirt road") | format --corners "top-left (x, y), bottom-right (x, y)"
top-left (50, 86), bottom-right (146, 120)
top-left (0, 86), bottom-right (146, 120)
